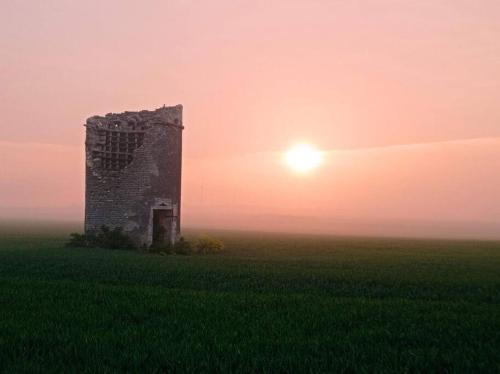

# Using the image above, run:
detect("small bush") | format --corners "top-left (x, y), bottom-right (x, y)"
top-left (149, 242), bottom-right (173, 255)
top-left (96, 226), bottom-right (135, 250)
top-left (194, 235), bottom-right (224, 254)
top-left (66, 233), bottom-right (89, 248)
top-left (67, 226), bottom-right (135, 250)
top-left (149, 237), bottom-right (193, 255)
top-left (173, 237), bottom-right (193, 255)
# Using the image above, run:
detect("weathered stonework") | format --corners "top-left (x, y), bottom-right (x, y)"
top-left (84, 105), bottom-right (183, 247)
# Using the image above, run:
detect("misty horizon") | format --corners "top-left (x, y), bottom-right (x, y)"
top-left (2, 135), bottom-right (499, 240)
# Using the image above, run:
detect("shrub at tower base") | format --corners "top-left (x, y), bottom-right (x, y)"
top-left (66, 226), bottom-right (135, 250)
top-left (67, 228), bottom-right (224, 255)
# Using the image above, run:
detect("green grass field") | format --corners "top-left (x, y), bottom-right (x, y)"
top-left (0, 225), bottom-right (499, 372)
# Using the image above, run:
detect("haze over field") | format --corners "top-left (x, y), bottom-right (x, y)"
top-left (1, 1), bottom-right (500, 238)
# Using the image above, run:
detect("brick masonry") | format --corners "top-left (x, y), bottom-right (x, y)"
top-left (84, 105), bottom-right (183, 247)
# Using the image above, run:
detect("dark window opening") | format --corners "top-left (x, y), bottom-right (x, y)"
top-left (94, 130), bottom-right (144, 171)
top-left (152, 209), bottom-right (174, 245)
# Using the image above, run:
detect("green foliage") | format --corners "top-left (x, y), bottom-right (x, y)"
top-left (66, 232), bottom-right (89, 247)
top-left (173, 236), bottom-right (193, 255)
top-left (148, 242), bottom-right (172, 255)
top-left (149, 237), bottom-right (193, 255)
top-left (2, 229), bottom-right (500, 372)
top-left (95, 226), bottom-right (135, 250)
top-left (194, 235), bottom-right (224, 254)
top-left (67, 225), bottom-right (135, 250)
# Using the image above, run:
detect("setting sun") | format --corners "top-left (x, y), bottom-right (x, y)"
top-left (284, 143), bottom-right (323, 173)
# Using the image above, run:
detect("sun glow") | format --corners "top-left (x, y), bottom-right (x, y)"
top-left (284, 143), bottom-right (323, 173)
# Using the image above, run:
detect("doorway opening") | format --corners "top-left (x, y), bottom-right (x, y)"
top-left (152, 209), bottom-right (174, 245)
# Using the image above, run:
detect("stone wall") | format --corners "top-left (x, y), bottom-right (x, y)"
top-left (84, 105), bottom-right (183, 247)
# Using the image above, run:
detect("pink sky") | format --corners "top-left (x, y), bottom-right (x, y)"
top-left (1, 1), bottom-right (499, 238)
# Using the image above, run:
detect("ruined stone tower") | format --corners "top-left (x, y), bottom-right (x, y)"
top-left (84, 105), bottom-right (183, 247)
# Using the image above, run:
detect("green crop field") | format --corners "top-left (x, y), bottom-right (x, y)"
top-left (0, 224), bottom-right (499, 372)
